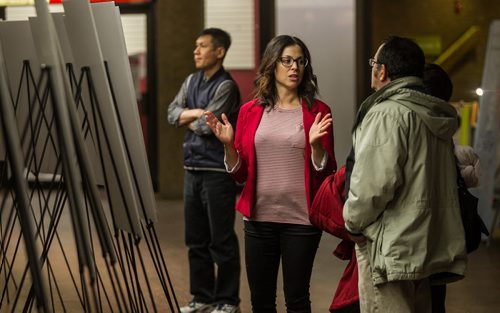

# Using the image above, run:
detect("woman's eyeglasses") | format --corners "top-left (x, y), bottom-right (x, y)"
top-left (278, 56), bottom-right (309, 68)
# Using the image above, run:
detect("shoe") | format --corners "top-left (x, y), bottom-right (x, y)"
top-left (180, 301), bottom-right (213, 313)
top-left (210, 303), bottom-right (241, 313)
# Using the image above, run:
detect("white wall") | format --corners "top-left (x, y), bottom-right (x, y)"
top-left (276, 0), bottom-right (356, 166)
top-left (204, 0), bottom-right (255, 69)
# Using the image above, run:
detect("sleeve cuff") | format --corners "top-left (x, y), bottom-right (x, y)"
top-left (169, 107), bottom-right (184, 127)
top-left (225, 155), bottom-right (241, 173)
top-left (345, 225), bottom-right (363, 237)
top-left (191, 115), bottom-right (211, 135)
top-left (312, 151), bottom-right (328, 171)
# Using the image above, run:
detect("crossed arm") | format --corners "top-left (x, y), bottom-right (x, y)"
top-left (167, 76), bottom-right (239, 135)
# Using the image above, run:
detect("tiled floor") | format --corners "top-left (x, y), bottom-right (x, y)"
top-left (2, 197), bottom-right (499, 312)
top-left (157, 199), bottom-right (500, 313)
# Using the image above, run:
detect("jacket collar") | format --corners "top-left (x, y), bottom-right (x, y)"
top-left (352, 76), bottom-right (423, 131)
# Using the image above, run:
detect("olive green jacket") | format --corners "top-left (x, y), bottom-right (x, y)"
top-left (343, 77), bottom-right (467, 285)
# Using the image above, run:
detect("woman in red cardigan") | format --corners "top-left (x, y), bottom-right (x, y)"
top-left (206, 35), bottom-right (336, 313)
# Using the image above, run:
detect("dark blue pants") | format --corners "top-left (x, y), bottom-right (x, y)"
top-left (244, 221), bottom-right (322, 313)
top-left (184, 170), bottom-right (240, 305)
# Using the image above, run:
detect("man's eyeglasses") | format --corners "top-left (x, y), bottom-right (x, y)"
top-left (368, 58), bottom-right (382, 67)
top-left (278, 56), bottom-right (309, 68)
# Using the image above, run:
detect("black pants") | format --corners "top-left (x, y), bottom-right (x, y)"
top-left (244, 221), bottom-right (322, 313)
top-left (184, 171), bottom-right (240, 305)
top-left (431, 284), bottom-right (446, 313)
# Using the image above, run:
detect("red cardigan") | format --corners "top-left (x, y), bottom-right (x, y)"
top-left (231, 98), bottom-right (336, 218)
top-left (309, 165), bottom-right (359, 311)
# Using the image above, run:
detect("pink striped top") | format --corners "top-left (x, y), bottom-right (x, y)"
top-left (251, 106), bottom-right (310, 225)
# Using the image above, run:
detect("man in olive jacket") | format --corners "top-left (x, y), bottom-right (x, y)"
top-left (343, 36), bottom-right (467, 312)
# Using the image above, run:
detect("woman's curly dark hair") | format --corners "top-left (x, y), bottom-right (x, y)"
top-left (253, 35), bottom-right (318, 110)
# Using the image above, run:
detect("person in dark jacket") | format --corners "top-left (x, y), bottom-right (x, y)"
top-left (423, 63), bottom-right (481, 313)
top-left (167, 28), bottom-right (241, 313)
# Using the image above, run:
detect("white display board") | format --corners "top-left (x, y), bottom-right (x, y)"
top-left (51, 12), bottom-right (74, 64)
top-left (0, 20), bottom-right (59, 175)
top-left (92, 1), bottom-right (157, 223)
top-left (0, 21), bottom-right (40, 161)
top-left (32, 0), bottom-right (95, 272)
top-left (6, 5), bottom-right (146, 55)
top-left (63, 0), bottom-right (143, 237)
top-left (473, 20), bottom-right (500, 233)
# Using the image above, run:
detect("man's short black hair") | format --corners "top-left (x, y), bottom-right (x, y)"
top-left (377, 36), bottom-right (425, 81)
top-left (423, 63), bottom-right (453, 101)
top-left (199, 28), bottom-right (231, 51)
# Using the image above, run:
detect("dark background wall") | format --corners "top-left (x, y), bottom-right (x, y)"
top-left (370, 0), bottom-right (500, 102)
top-left (155, 0), bottom-right (500, 199)
top-left (157, 0), bottom-right (203, 198)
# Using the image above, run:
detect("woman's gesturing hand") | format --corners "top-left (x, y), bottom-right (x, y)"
top-left (309, 112), bottom-right (332, 148)
top-left (205, 111), bottom-right (234, 146)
